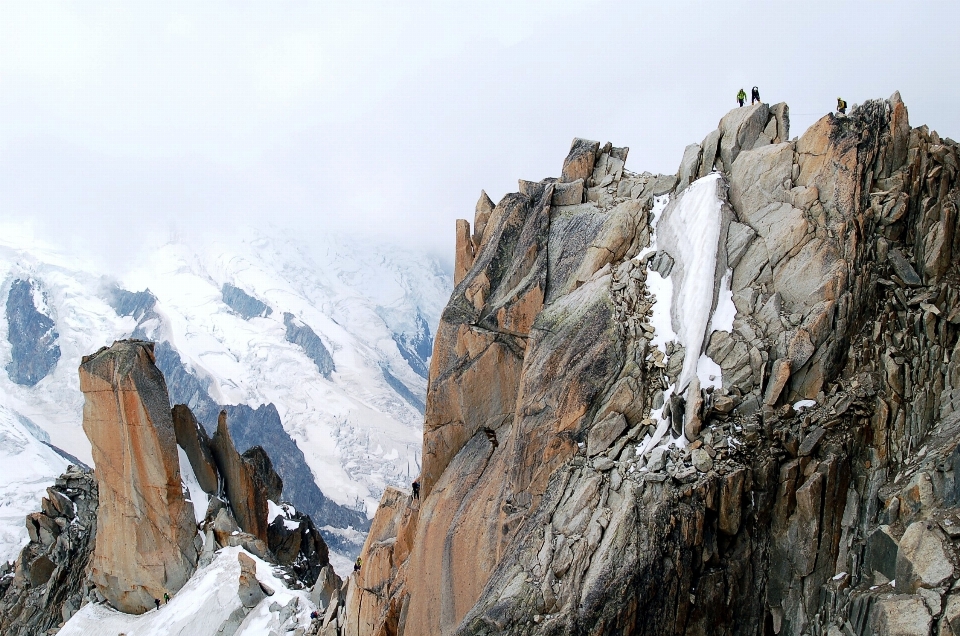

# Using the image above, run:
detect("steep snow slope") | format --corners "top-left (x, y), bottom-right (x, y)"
top-left (0, 227), bottom-right (449, 564)
top-left (58, 547), bottom-right (316, 636)
top-left (0, 404), bottom-right (70, 563)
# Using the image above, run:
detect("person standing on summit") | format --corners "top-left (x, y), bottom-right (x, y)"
top-left (737, 88), bottom-right (746, 107)
top-left (751, 86), bottom-right (761, 104)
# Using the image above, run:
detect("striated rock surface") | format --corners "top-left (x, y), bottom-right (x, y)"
top-left (79, 340), bottom-right (199, 614)
top-left (333, 94), bottom-right (960, 636)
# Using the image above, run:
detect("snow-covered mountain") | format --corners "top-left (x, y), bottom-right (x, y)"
top-left (0, 227), bottom-right (450, 566)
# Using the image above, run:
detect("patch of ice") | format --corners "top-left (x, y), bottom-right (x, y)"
top-left (178, 446), bottom-right (208, 524)
top-left (709, 269), bottom-right (736, 333)
top-left (794, 399), bottom-right (816, 411)
top-left (268, 499), bottom-right (285, 523)
top-left (696, 354), bottom-right (723, 391)
top-left (655, 174), bottom-right (726, 394)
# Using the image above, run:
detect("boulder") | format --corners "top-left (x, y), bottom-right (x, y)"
top-left (677, 143), bottom-right (702, 191)
top-left (310, 565), bottom-right (342, 610)
top-left (718, 103), bottom-right (770, 171)
top-left (869, 595), bottom-right (932, 636)
top-left (238, 552), bottom-right (269, 609)
top-left (552, 179), bottom-right (584, 206)
top-left (560, 138), bottom-right (600, 183)
top-left (79, 340), bottom-right (198, 615)
top-left (896, 521), bottom-right (955, 593)
top-left (587, 412), bottom-right (628, 457)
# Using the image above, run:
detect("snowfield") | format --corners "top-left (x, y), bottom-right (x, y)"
top-left (57, 547), bottom-right (316, 636)
top-left (0, 226), bottom-right (450, 564)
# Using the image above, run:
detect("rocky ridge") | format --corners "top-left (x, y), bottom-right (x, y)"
top-left (324, 95), bottom-right (960, 636)
top-left (0, 340), bottom-right (331, 633)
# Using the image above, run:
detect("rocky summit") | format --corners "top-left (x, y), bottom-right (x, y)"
top-left (313, 94), bottom-right (960, 636)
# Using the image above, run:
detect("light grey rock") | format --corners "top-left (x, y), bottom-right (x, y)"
top-left (770, 102), bottom-right (790, 142)
top-left (869, 595), bottom-right (932, 636)
top-left (729, 142), bottom-right (793, 229)
top-left (731, 240), bottom-right (769, 292)
top-left (587, 412), bottom-right (628, 457)
top-left (896, 520), bottom-right (954, 593)
top-left (677, 143), bottom-right (702, 191)
top-left (751, 202), bottom-right (810, 267)
top-left (593, 457), bottom-right (615, 471)
top-left (718, 103), bottom-right (770, 171)
top-left (698, 128), bottom-right (722, 178)
top-left (647, 446), bottom-right (669, 472)
top-left (691, 448), bottom-right (713, 473)
top-left (552, 179), bottom-right (584, 206)
top-left (726, 221), bottom-right (757, 268)
top-left (772, 237), bottom-right (841, 313)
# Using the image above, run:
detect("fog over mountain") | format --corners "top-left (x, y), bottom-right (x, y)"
top-left (1, 1), bottom-right (957, 269)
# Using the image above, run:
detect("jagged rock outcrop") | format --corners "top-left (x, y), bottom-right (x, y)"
top-left (221, 282), bottom-right (273, 319)
top-left (337, 94), bottom-right (960, 636)
top-left (111, 285), bottom-right (366, 550)
top-left (283, 312), bottom-right (336, 378)
top-left (211, 409), bottom-right (283, 544)
top-left (0, 466), bottom-right (97, 636)
top-left (79, 340), bottom-right (199, 614)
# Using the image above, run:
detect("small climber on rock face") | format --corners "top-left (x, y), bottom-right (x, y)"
top-left (412, 480), bottom-right (420, 500)
top-left (163, 592), bottom-right (170, 604)
top-left (354, 557), bottom-right (362, 572)
top-left (751, 86), bottom-right (760, 104)
top-left (737, 88), bottom-right (746, 107)
top-left (837, 97), bottom-right (847, 114)
top-left (154, 598), bottom-right (160, 610)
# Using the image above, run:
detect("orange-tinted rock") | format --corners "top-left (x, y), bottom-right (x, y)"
top-left (79, 340), bottom-right (198, 614)
top-left (210, 410), bottom-right (282, 543)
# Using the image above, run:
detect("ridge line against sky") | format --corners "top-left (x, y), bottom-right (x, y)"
top-left (1, 0), bottom-right (957, 270)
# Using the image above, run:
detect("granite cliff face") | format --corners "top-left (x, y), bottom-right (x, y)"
top-left (328, 94), bottom-right (960, 636)
top-left (78, 340), bottom-right (200, 614)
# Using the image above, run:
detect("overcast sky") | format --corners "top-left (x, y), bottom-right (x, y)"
top-left (1, 1), bottom-right (958, 270)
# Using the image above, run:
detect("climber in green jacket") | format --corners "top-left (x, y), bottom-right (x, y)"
top-left (737, 88), bottom-right (746, 107)
top-left (837, 97), bottom-right (847, 114)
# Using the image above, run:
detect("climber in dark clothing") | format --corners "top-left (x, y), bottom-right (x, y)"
top-left (412, 480), bottom-right (420, 500)
top-left (154, 598), bottom-right (161, 610)
top-left (751, 86), bottom-right (760, 104)
top-left (837, 97), bottom-right (847, 114)
top-left (737, 88), bottom-right (746, 107)
top-left (354, 557), bottom-right (362, 572)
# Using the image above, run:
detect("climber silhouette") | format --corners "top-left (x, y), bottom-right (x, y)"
top-left (751, 86), bottom-right (760, 104)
